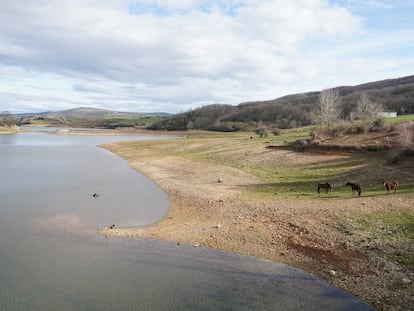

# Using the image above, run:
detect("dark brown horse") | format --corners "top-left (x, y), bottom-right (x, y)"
top-left (383, 181), bottom-right (399, 193)
top-left (317, 182), bottom-right (332, 194)
top-left (346, 182), bottom-right (361, 196)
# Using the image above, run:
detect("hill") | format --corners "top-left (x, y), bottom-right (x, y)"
top-left (149, 75), bottom-right (414, 131)
top-left (17, 107), bottom-right (170, 129)
top-left (49, 107), bottom-right (137, 118)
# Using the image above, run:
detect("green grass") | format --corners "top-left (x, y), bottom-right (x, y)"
top-left (347, 211), bottom-right (414, 270)
top-left (115, 126), bottom-right (414, 272)
top-left (385, 114), bottom-right (414, 124)
top-left (119, 126), bottom-right (414, 200)
top-left (30, 119), bottom-right (48, 125)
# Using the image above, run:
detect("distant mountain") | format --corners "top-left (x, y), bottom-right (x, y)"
top-left (16, 107), bottom-right (171, 129)
top-left (17, 107), bottom-right (171, 119)
top-left (46, 107), bottom-right (154, 118)
top-left (149, 75), bottom-right (414, 131)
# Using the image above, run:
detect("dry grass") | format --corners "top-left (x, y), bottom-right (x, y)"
top-left (100, 129), bottom-right (414, 311)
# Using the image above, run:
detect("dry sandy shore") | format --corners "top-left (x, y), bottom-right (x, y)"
top-left (98, 135), bottom-right (413, 311)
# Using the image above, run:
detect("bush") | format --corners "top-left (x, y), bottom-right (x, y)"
top-left (272, 128), bottom-right (281, 136)
top-left (369, 118), bottom-right (385, 132)
top-left (328, 122), bottom-right (348, 137)
top-left (347, 122), bottom-right (368, 134)
top-left (311, 128), bottom-right (329, 140)
top-left (311, 121), bottom-right (371, 139)
top-left (255, 127), bottom-right (269, 137)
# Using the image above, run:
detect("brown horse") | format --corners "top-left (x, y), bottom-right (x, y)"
top-left (346, 182), bottom-right (361, 196)
top-left (383, 181), bottom-right (399, 193)
top-left (317, 182), bottom-right (332, 194)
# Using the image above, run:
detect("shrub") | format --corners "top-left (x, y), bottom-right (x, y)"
top-left (328, 122), bottom-right (348, 137)
top-left (255, 127), bottom-right (269, 138)
top-left (369, 118), bottom-right (385, 132)
top-left (348, 122), bottom-right (368, 134)
top-left (272, 128), bottom-right (281, 136)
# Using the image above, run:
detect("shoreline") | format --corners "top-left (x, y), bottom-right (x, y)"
top-left (99, 136), bottom-right (413, 311)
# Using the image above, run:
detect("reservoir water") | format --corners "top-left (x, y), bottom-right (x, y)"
top-left (0, 130), bottom-right (374, 310)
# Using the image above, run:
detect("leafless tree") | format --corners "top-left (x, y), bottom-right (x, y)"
top-left (396, 122), bottom-right (414, 150)
top-left (0, 111), bottom-right (17, 127)
top-left (353, 92), bottom-right (383, 123)
top-left (310, 88), bottom-right (341, 130)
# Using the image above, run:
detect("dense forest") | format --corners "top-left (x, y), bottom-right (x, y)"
top-left (149, 75), bottom-right (414, 131)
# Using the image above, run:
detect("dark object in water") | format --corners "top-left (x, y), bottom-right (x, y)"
top-left (92, 193), bottom-right (100, 198)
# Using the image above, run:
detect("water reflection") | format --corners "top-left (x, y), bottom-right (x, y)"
top-left (0, 132), bottom-right (17, 144)
top-left (0, 131), bottom-right (375, 310)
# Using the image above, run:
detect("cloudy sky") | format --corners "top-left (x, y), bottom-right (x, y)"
top-left (1, 0), bottom-right (413, 114)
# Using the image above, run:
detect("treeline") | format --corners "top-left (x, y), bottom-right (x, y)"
top-left (0, 111), bottom-right (17, 127)
top-left (149, 75), bottom-right (414, 131)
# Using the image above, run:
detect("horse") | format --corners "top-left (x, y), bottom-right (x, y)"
top-left (317, 182), bottom-right (332, 194)
top-left (345, 182), bottom-right (362, 196)
top-left (383, 181), bottom-right (399, 193)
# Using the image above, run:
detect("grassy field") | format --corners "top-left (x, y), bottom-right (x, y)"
top-left (105, 124), bottom-right (413, 309)
top-left (129, 127), bottom-right (414, 265)
top-left (142, 127), bottom-right (413, 200)
top-left (345, 210), bottom-right (414, 269)
top-left (385, 114), bottom-right (414, 123)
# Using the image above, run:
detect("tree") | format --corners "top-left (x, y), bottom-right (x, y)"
top-left (310, 88), bottom-right (341, 130)
top-left (255, 127), bottom-right (269, 138)
top-left (0, 111), bottom-right (17, 127)
top-left (353, 92), bottom-right (383, 123)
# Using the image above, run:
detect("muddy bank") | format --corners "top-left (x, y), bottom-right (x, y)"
top-left (100, 137), bottom-right (413, 311)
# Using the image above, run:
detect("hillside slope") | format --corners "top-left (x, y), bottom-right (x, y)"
top-left (150, 75), bottom-right (414, 131)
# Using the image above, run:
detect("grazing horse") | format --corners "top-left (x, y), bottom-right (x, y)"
top-left (383, 181), bottom-right (399, 193)
top-left (346, 182), bottom-right (362, 196)
top-left (317, 182), bottom-right (332, 194)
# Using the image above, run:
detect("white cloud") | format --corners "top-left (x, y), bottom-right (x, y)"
top-left (366, 1), bottom-right (393, 9)
top-left (0, 0), bottom-right (411, 113)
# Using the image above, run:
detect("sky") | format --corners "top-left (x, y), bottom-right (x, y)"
top-left (0, 0), bottom-right (413, 114)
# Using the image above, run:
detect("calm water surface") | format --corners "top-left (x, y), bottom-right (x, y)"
top-left (0, 130), bottom-right (374, 310)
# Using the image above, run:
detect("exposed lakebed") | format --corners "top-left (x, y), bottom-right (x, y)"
top-left (0, 129), bottom-right (374, 310)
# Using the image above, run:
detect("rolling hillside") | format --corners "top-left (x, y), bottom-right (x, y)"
top-left (149, 75), bottom-right (414, 131)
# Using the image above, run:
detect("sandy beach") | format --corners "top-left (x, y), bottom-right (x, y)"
top-left (99, 133), bottom-right (413, 311)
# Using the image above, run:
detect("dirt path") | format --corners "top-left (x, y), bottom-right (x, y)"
top-left (100, 139), bottom-right (413, 311)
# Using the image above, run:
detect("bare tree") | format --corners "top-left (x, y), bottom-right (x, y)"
top-left (311, 88), bottom-right (341, 130)
top-left (0, 111), bottom-right (17, 127)
top-left (353, 92), bottom-right (383, 123)
top-left (396, 122), bottom-right (414, 150)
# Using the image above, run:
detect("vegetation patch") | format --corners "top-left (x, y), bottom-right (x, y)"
top-left (103, 124), bottom-right (414, 311)
top-left (345, 210), bottom-right (414, 270)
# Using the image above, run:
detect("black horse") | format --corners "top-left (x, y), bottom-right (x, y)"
top-left (345, 182), bottom-right (361, 196)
